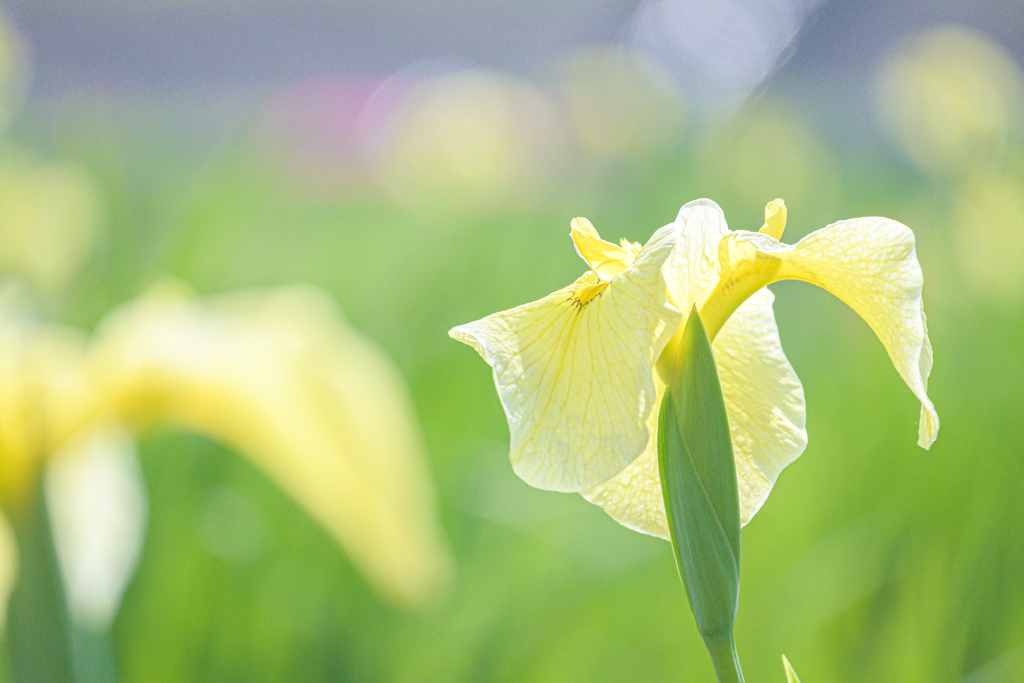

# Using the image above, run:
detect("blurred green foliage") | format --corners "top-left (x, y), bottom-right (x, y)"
top-left (4, 24), bottom-right (1024, 683)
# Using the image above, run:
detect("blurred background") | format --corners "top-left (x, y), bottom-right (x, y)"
top-left (2, 0), bottom-right (1024, 680)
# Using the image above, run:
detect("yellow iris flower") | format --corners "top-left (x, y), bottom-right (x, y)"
top-left (0, 282), bottom-right (452, 620)
top-left (451, 199), bottom-right (937, 537)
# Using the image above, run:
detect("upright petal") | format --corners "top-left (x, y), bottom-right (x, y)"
top-left (726, 216), bottom-right (938, 447)
top-left (582, 289), bottom-right (807, 535)
top-left (662, 199), bottom-right (732, 313)
top-left (450, 223), bottom-right (683, 492)
top-left (88, 284), bottom-right (453, 607)
top-left (570, 217), bottom-right (633, 281)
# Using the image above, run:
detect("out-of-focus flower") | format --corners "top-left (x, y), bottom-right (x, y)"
top-left (253, 77), bottom-right (381, 197)
top-left (875, 25), bottom-right (1024, 175)
top-left (451, 199), bottom-right (937, 537)
top-left (952, 168), bottom-right (1024, 304)
top-left (365, 67), bottom-right (566, 212)
top-left (554, 44), bottom-right (685, 160)
top-left (694, 100), bottom-right (836, 217)
top-left (0, 282), bottom-right (453, 621)
top-left (0, 147), bottom-right (104, 296)
top-left (45, 425), bottom-right (146, 630)
top-left (0, 11), bottom-right (103, 300)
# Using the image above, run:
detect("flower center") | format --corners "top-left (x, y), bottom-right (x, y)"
top-left (698, 199), bottom-right (788, 340)
top-left (658, 199), bottom-right (789, 380)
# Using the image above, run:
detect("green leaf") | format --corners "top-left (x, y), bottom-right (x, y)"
top-left (658, 306), bottom-right (741, 638)
top-left (782, 655), bottom-right (802, 683)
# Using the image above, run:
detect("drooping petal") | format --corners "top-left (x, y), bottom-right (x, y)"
top-left (450, 222), bottom-right (683, 492)
top-left (724, 217), bottom-right (938, 447)
top-left (579, 377), bottom-right (667, 536)
top-left (582, 289), bottom-right (806, 536)
top-left (88, 284), bottom-right (453, 607)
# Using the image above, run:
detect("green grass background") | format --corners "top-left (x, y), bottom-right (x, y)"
top-left (5, 37), bottom-right (1024, 683)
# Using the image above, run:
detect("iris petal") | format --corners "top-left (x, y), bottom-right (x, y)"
top-left (89, 284), bottom-right (453, 606)
top-left (582, 289), bottom-right (806, 536)
top-left (582, 201), bottom-right (807, 535)
top-left (715, 289), bottom-right (807, 524)
top-left (727, 216), bottom-right (939, 447)
top-left (450, 222), bottom-right (683, 492)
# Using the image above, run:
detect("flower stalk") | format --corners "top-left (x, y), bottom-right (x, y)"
top-left (705, 633), bottom-right (745, 683)
top-left (3, 482), bottom-right (74, 683)
top-left (658, 309), bottom-right (745, 682)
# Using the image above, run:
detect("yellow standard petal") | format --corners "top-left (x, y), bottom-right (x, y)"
top-left (88, 284), bottom-right (453, 607)
top-left (583, 201), bottom-right (807, 536)
top-left (450, 220), bottom-right (683, 492)
top-left (707, 214), bottom-right (938, 447)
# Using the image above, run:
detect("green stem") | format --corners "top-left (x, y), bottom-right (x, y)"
top-left (4, 484), bottom-right (75, 683)
top-left (704, 632), bottom-right (745, 683)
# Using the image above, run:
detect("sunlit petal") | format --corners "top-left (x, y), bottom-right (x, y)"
top-left (662, 198), bottom-right (731, 313)
top-left (580, 378), bottom-right (666, 537)
top-left (450, 223), bottom-right (683, 492)
top-left (582, 289), bottom-right (806, 535)
top-left (89, 284), bottom-right (453, 606)
top-left (727, 216), bottom-right (938, 447)
top-left (715, 288), bottom-right (807, 524)
top-left (570, 216), bottom-right (633, 281)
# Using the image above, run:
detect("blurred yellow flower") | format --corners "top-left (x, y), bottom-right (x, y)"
top-left (369, 68), bottom-right (566, 212)
top-left (451, 199), bottom-right (937, 537)
top-left (0, 282), bottom-right (452, 623)
top-left (875, 25), bottom-right (1024, 175)
top-left (554, 44), bottom-right (685, 160)
top-left (952, 168), bottom-right (1024, 303)
top-left (0, 147), bottom-right (104, 296)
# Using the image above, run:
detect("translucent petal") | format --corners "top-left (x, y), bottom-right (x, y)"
top-left (662, 198), bottom-right (731, 313)
top-left (570, 217), bottom-right (633, 281)
top-left (579, 377), bottom-right (667, 536)
top-left (88, 284), bottom-right (453, 606)
top-left (715, 288), bottom-right (807, 524)
top-left (729, 217), bottom-right (939, 447)
top-left (582, 289), bottom-right (806, 536)
top-left (450, 223), bottom-right (683, 492)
